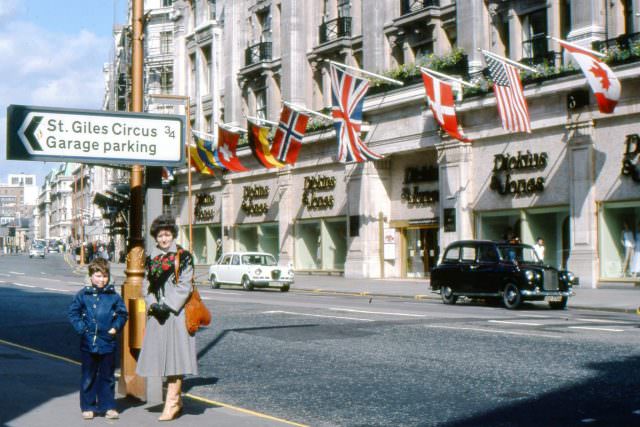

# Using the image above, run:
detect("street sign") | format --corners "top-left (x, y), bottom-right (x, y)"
top-left (6, 105), bottom-right (185, 166)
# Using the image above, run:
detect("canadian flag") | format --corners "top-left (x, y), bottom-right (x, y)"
top-left (421, 71), bottom-right (471, 142)
top-left (559, 39), bottom-right (621, 114)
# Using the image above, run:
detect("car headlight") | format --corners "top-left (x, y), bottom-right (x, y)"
top-left (566, 272), bottom-right (575, 283)
top-left (524, 270), bottom-right (535, 282)
top-left (288, 269), bottom-right (294, 277)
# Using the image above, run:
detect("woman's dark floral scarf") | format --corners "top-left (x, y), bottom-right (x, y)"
top-left (146, 246), bottom-right (193, 297)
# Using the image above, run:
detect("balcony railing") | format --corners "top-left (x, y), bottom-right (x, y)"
top-left (592, 32), bottom-right (640, 52)
top-left (319, 17), bottom-right (352, 44)
top-left (521, 35), bottom-right (557, 67)
top-left (401, 0), bottom-right (440, 15)
top-left (244, 41), bottom-right (272, 66)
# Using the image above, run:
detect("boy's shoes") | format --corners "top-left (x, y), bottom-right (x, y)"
top-left (105, 409), bottom-right (120, 419)
top-left (82, 411), bottom-right (94, 420)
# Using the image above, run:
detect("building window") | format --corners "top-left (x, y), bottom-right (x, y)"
top-left (521, 8), bottom-right (548, 64)
top-left (162, 0), bottom-right (173, 7)
top-left (209, 0), bottom-right (216, 20)
top-left (202, 45), bottom-right (212, 95)
top-left (189, 53), bottom-right (196, 99)
top-left (255, 87), bottom-right (267, 119)
top-left (257, 8), bottom-right (272, 42)
top-left (337, 0), bottom-right (351, 17)
top-left (160, 67), bottom-right (173, 94)
top-left (160, 31), bottom-right (172, 55)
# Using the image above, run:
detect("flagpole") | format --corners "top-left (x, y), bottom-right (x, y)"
top-left (548, 36), bottom-right (606, 58)
top-left (419, 67), bottom-right (477, 88)
top-left (284, 101), bottom-right (333, 121)
top-left (246, 115), bottom-right (279, 126)
top-left (479, 49), bottom-right (538, 73)
top-left (327, 59), bottom-right (404, 86)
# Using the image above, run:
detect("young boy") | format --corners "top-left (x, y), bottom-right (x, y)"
top-left (68, 258), bottom-right (128, 420)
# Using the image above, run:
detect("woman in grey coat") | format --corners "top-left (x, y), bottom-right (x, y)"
top-left (136, 214), bottom-right (197, 421)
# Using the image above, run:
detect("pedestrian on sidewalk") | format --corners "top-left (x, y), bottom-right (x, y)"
top-left (136, 214), bottom-right (198, 422)
top-left (67, 258), bottom-right (128, 420)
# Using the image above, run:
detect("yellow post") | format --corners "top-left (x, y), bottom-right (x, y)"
top-left (119, 0), bottom-right (146, 399)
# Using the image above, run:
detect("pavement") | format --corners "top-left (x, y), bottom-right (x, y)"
top-left (2, 254), bottom-right (639, 426)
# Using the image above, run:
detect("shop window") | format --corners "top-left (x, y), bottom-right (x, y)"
top-left (295, 218), bottom-right (347, 271)
top-left (237, 223), bottom-right (279, 259)
top-left (599, 203), bottom-right (640, 279)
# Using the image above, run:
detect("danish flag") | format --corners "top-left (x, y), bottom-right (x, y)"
top-left (421, 71), bottom-right (471, 142)
top-left (558, 39), bottom-right (621, 114)
top-left (330, 64), bottom-right (383, 163)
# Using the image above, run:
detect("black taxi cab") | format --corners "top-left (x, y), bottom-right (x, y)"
top-left (431, 240), bottom-right (578, 309)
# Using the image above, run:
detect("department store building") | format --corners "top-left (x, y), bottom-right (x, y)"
top-left (143, 0), bottom-right (640, 288)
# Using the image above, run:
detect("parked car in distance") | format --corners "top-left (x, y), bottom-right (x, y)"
top-left (208, 252), bottom-right (294, 292)
top-left (29, 244), bottom-right (46, 259)
top-left (431, 240), bottom-right (578, 309)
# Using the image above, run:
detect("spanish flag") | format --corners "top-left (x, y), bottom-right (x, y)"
top-left (248, 120), bottom-right (285, 169)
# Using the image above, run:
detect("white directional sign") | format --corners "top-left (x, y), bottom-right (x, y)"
top-left (6, 105), bottom-right (185, 166)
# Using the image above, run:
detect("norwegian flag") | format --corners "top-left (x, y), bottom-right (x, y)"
top-left (330, 64), bottom-right (383, 163)
top-left (270, 105), bottom-right (310, 165)
top-left (483, 53), bottom-right (531, 133)
top-left (421, 71), bottom-right (471, 142)
top-left (558, 39), bottom-right (621, 114)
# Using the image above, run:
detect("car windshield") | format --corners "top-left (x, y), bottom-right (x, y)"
top-left (242, 254), bottom-right (277, 266)
top-left (497, 245), bottom-right (541, 264)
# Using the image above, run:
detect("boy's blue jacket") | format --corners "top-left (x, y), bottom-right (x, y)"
top-left (68, 284), bottom-right (128, 354)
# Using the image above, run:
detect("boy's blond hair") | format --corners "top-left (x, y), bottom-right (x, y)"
top-left (88, 257), bottom-right (110, 277)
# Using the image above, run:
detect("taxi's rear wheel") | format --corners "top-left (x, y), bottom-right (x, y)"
top-left (441, 286), bottom-right (458, 305)
top-left (280, 285), bottom-right (290, 292)
top-left (503, 283), bottom-right (522, 309)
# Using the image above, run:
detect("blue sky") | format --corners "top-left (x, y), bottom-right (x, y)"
top-left (0, 0), bottom-right (127, 186)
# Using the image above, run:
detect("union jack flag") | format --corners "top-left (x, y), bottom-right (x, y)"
top-left (330, 64), bottom-right (383, 163)
top-left (270, 105), bottom-right (310, 165)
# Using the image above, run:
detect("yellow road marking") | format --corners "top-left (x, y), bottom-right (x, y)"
top-left (0, 338), bottom-right (309, 426)
top-left (0, 338), bottom-right (81, 366)
top-left (184, 393), bottom-right (309, 427)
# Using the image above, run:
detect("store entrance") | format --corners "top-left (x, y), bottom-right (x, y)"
top-left (405, 227), bottom-right (439, 278)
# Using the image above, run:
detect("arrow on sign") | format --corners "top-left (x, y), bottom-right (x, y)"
top-left (23, 115), bottom-right (43, 151)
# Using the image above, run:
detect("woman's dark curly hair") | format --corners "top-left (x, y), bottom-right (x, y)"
top-left (150, 214), bottom-right (179, 239)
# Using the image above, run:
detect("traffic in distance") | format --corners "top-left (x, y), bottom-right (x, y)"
top-left (431, 240), bottom-right (578, 309)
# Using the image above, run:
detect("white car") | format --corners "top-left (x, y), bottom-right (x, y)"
top-left (209, 252), bottom-right (294, 292)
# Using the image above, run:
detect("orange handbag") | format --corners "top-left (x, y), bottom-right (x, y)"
top-left (175, 250), bottom-right (212, 335)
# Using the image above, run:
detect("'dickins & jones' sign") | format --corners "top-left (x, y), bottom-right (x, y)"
top-left (302, 175), bottom-right (336, 210)
top-left (194, 193), bottom-right (215, 222)
top-left (490, 151), bottom-right (547, 196)
top-left (241, 185), bottom-right (269, 215)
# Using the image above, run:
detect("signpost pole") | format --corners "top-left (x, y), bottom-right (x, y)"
top-left (119, 0), bottom-right (147, 400)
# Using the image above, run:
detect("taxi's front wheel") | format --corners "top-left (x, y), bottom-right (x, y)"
top-left (441, 286), bottom-right (458, 305)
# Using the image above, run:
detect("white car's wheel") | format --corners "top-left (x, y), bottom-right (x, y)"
top-left (210, 274), bottom-right (220, 289)
top-left (242, 275), bottom-right (254, 291)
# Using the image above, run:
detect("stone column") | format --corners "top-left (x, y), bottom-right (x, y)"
top-left (281, 0), bottom-right (309, 105)
top-left (437, 142), bottom-right (473, 250)
top-left (277, 169), bottom-right (294, 267)
top-left (223, 0), bottom-right (245, 123)
top-left (344, 161), bottom-right (391, 278)
top-left (221, 177), bottom-right (234, 253)
top-left (361, 0), bottom-right (386, 71)
top-left (567, 122), bottom-right (597, 288)
top-left (457, 0), bottom-right (490, 74)
top-left (567, 0), bottom-right (605, 46)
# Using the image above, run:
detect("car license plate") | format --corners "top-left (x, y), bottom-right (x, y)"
top-left (546, 296), bottom-right (562, 302)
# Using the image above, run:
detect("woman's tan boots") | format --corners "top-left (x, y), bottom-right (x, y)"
top-left (158, 376), bottom-right (183, 421)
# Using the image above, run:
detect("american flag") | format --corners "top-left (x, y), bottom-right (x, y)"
top-left (270, 105), bottom-right (310, 165)
top-left (484, 53), bottom-right (531, 133)
top-left (330, 64), bottom-right (383, 162)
